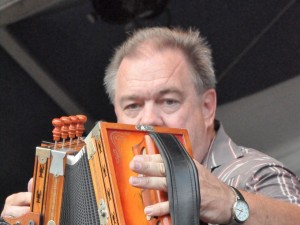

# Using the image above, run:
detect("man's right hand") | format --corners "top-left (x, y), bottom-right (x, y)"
top-left (1, 178), bottom-right (33, 218)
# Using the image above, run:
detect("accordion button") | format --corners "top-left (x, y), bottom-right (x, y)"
top-left (47, 220), bottom-right (56, 225)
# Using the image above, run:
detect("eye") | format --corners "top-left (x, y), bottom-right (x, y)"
top-left (124, 103), bottom-right (140, 110)
top-left (160, 98), bottom-right (181, 114)
top-left (164, 99), bottom-right (178, 106)
top-left (122, 102), bottom-right (142, 118)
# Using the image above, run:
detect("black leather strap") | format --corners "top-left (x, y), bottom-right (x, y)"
top-left (149, 132), bottom-right (200, 225)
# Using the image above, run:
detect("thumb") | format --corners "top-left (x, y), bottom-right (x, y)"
top-left (27, 177), bottom-right (33, 192)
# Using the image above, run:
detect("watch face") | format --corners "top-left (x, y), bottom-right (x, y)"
top-left (234, 200), bottom-right (249, 222)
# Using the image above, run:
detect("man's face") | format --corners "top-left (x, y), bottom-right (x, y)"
top-left (114, 47), bottom-right (215, 162)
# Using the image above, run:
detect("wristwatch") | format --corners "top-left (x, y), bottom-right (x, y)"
top-left (230, 186), bottom-right (249, 223)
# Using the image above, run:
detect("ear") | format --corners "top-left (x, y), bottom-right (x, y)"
top-left (201, 89), bottom-right (217, 128)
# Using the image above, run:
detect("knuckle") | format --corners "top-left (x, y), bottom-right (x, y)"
top-left (154, 201), bottom-right (169, 216)
top-left (5, 194), bottom-right (15, 204)
top-left (157, 204), bottom-right (163, 215)
top-left (159, 163), bottom-right (165, 176)
top-left (162, 180), bottom-right (167, 191)
top-left (147, 155), bottom-right (155, 162)
top-left (144, 162), bottom-right (150, 172)
top-left (143, 177), bottom-right (150, 185)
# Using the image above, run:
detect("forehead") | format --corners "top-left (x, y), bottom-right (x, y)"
top-left (116, 47), bottom-right (194, 90)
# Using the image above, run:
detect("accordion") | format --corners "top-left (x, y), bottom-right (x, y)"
top-left (3, 119), bottom-right (199, 225)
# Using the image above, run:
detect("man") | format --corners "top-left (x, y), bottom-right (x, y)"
top-left (2, 27), bottom-right (300, 224)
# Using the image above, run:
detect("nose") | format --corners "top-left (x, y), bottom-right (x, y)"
top-left (139, 103), bottom-right (164, 127)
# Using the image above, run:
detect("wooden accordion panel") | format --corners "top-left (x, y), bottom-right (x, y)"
top-left (4, 122), bottom-right (193, 225)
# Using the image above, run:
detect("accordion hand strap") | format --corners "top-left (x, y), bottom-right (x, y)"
top-left (149, 132), bottom-right (200, 225)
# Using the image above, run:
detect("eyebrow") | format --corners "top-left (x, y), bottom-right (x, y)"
top-left (118, 94), bottom-right (142, 108)
top-left (119, 95), bottom-right (140, 103)
top-left (158, 88), bottom-right (182, 96)
top-left (119, 88), bottom-right (183, 105)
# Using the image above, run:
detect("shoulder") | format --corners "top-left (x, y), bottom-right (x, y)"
top-left (212, 146), bottom-right (286, 182)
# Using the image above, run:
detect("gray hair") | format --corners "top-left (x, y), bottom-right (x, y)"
top-left (104, 27), bottom-right (216, 104)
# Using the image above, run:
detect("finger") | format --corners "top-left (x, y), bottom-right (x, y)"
top-left (1, 205), bottom-right (31, 218)
top-left (193, 159), bottom-right (202, 168)
top-left (1, 192), bottom-right (31, 217)
top-left (4, 192), bottom-right (32, 207)
top-left (144, 201), bottom-right (170, 217)
top-left (130, 158), bottom-right (165, 177)
top-left (133, 154), bottom-right (163, 163)
top-left (27, 178), bottom-right (33, 192)
top-left (129, 176), bottom-right (167, 191)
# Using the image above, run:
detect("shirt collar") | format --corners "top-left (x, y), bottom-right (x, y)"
top-left (202, 120), bottom-right (244, 171)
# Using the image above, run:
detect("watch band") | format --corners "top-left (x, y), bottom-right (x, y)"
top-left (231, 186), bottom-right (244, 201)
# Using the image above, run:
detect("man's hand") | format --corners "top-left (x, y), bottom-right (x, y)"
top-left (129, 154), bottom-right (169, 216)
top-left (1, 178), bottom-right (33, 218)
top-left (129, 154), bottom-right (235, 224)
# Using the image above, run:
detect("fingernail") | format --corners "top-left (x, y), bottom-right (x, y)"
top-left (135, 161), bottom-right (142, 170)
top-left (130, 176), bottom-right (140, 185)
top-left (144, 206), bottom-right (153, 215)
top-left (130, 160), bottom-right (142, 170)
top-left (132, 161), bottom-right (142, 170)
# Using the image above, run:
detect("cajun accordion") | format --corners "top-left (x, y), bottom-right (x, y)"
top-left (3, 119), bottom-right (199, 225)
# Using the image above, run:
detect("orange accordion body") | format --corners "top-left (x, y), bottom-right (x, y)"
top-left (4, 122), bottom-right (193, 225)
